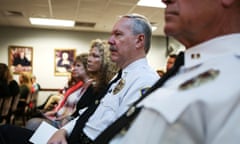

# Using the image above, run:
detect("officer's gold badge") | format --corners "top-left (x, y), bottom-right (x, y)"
top-left (113, 78), bottom-right (125, 95)
top-left (179, 69), bottom-right (220, 90)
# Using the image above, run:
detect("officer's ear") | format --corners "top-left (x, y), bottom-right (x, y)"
top-left (136, 34), bottom-right (144, 49)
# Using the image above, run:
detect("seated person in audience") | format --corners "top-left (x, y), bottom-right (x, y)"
top-left (29, 74), bottom-right (41, 112)
top-left (156, 54), bottom-right (177, 77)
top-left (17, 72), bottom-right (33, 108)
top-left (62, 39), bottom-right (118, 127)
top-left (0, 63), bottom-right (20, 98)
top-left (47, 13), bottom-right (159, 144)
top-left (37, 86), bottom-right (72, 112)
top-left (27, 39), bottom-right (118, 131)
top-left (166, 53), bottom-right (177, 72)
top-left (0, 13), bottom-right (158, 144)
top-left (30, 74), bottom-right (40, 93)
top-left (0, 63), bottom-right (20, 123)
top-left (13, 72), bottom-right (34, 125)
top-left (38, 93), bottom-right (63, 112)
top-left (25, 53), bottom-right (89, 130)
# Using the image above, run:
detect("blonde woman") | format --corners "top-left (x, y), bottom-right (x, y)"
top-left (18, 72), bottom-right (32, 100)
top-left (0, 39), bottom-right (118, 143)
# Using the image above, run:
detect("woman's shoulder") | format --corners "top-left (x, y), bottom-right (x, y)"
top-left (9, 80), bottom-right (20, 96)
top-left (9, 79), bottom-right (18, 86)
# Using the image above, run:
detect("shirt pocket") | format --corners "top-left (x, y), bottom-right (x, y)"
top-left (97, 95), bottom-right (119, 125)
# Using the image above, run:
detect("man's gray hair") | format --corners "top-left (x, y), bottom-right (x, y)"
top-left (121, 13), bottom-right (152, 54)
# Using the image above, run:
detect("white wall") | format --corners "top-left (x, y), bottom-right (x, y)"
top-left (0, 26), bottom-right (172, 89)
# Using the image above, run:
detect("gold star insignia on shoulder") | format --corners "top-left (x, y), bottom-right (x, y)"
top-left (113, 78), bottom-right (125, 95)
top-left (179, 69), bottom-right (220, 90)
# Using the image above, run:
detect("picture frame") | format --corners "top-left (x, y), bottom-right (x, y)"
top-left (8, 45), bottom-right (33, 74)
top-left (54, 49), bottom-right (76, 76)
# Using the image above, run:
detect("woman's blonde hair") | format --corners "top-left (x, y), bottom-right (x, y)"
top-left (89, 39), bottom-right (118, 94)
top-left (19, 72), bottom-right (32, 91)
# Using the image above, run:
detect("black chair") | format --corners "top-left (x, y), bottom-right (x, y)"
top-left (8, 93), bottom-right (21, 124)
top-left (0, 96), bottom-right (14, 124)
top-left (15, 93), bottom-right (33, 125)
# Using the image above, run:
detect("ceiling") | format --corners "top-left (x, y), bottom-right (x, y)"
top-left (0, 0), bottom-right (166, 36)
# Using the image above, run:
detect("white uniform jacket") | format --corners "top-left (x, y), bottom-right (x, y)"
top-left (111, 34), bottom-right (240, 144)
top-left (62, 58), bottom-right (159, 140)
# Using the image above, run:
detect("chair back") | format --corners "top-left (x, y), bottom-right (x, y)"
top-left (8, 93), bottom-right (20, 124)
top-left (0, 96), bottom-right (13, 124)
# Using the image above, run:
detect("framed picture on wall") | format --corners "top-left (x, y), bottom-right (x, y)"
top-left (54, 49), bottom-right (76, 76)
top-left (8, 45), bottom-right (33, 74)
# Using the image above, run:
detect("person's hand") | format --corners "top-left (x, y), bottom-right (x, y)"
top-left (47, 129), bottom-right (68, 144)
top-left (44, 110), bottom-right (56, 116)
top-left (58, 116), bottom-right (72, 127)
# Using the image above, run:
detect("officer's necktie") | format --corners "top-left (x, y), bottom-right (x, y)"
top-left (68, 69), bottom-right (122, 143)
top-left (94, 52), bottom-right (184, 144)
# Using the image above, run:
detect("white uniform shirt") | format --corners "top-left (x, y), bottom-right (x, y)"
top-left (62, 58), bottom-right (159, 140)
top-left (111, 34), bottom-right (240, 144)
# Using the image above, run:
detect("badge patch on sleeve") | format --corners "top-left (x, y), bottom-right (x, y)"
top-left (140, 87), bottom-right (149, 96)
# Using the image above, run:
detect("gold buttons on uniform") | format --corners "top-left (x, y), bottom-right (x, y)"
top-left (95, 100), bottom-right (99, 105)
top-left (120, 128), bottom-right (127, 135)
top-left (126, 106), bottom-right (136, 117)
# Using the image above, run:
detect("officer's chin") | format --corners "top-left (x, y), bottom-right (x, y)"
top-left (110, 55), bottom-right (118, 62)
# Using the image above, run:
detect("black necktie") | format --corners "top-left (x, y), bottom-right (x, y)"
top-left (94, 52), bottom-right (184, 144)
top-left (68, 70), bottom-right (122, 143)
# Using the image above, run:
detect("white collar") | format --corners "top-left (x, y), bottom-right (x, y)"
top-left (122, 58), bottom-right (148, 73)
top-left (184, 33), bottom-right (240, 69)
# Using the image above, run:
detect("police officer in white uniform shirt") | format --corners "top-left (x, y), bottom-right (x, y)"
top-left (47, 13), bottom-right (159, 144)
top-left (108, 0), bottom-right (240, 144)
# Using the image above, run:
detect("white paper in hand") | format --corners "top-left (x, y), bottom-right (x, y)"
top-left (29, 121), bottom-right (58, 144)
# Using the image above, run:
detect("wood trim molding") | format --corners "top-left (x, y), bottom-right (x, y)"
top-left (40, 88), bottom-right (59, 91)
